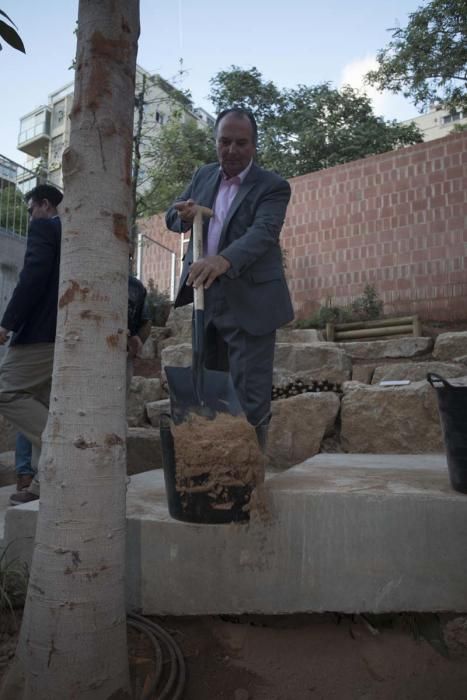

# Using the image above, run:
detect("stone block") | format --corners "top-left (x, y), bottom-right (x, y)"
top-left (146, 399), bottom-right (171, 427)
top-left (372, 361), bottom-right (466, 384)
top-left (166, 305), bottom-right (192, 341)
top-left (139, 336), bottom-right (156, 360)
top-left (274, 343), bottom-right (351, 385)
top-left (337, 337), bottom-right (433, 361)
top-left (351, 364), bottom-right (375, 384)
top-left (276, 328), bottom-right (324, 343)
top-left (433, 332), bottom-right (467, 362)
top-left (127, 376), bottom-right (163, 427)
top-left (160, 343), bottom-right (192, 383)
top-left (0, 416), bottom-right (15, 452)
top-left (341, 380), bottom-right (443, 453)
top-left (269, 392), bottom-right (340, 469)
top-left (0, 451), bottom-right (14, 488)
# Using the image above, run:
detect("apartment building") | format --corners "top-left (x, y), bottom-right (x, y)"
top-left (17, 65), bottom-right (215, 189)
top-left (402, 103), bottom-right (467, 141)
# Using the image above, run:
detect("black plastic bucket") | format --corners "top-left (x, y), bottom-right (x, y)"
top-left (427, 372), bottom-right (467, 494)
top-left (159, 414), bottom-right (252, 524)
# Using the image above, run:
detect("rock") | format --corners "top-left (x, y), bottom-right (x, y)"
top-left (276, 328), bottom-right (324, 343)
top-left (161, 343), bottom-right (192, 380)
top-left (151, 326), bottom-right (171, 358)
top-left (0, 451), bottom-right (14, 469)
top-left (127, 427), bottom-right (163, 474)
top-left (372, 361), bottom-right (466, 384)
top-left (340, 380), bottom-right (443, 453)
top-left (352, 364), bottom-right (375, 384)
top-left (139, 327), bottom-right (172, 360)
top-left (337, 337), bottom-right (433, 361)
top-left (269, 392), bottom-right (340, 469)
top-left (443, 617), bottom-right (467, 658)
top-left (274, 342), bottom-right (351, 385)
top-left (146, 399), bottom-right (171, 427)
top-left (165, 305), bottom-right (192, 341)
top-left (127, 376), bottom-right (164, 427)
top-left (0, 416), bottom-right (16, 452)
top-left (139, 336), bottom-right (157, 359)
top-left (433, 332), bottom-right (467, 361)
top-left (0, 451), bottom-right (15, 487)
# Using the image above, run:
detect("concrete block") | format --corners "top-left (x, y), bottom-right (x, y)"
top-left (125, 455), bottom-right (467, 615)
top-left (4, 455), bottom-right (467, 616)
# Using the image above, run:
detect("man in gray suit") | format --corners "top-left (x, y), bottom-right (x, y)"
top-left (166, 108), bottom-right (293, 447)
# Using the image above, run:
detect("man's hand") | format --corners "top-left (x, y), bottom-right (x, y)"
top-left (174, 199), bottom-right (197, 223)
top-left (0, 326), bottom-right (10, 345)
top-left (187, 256), bottom-right (231, 290)
top-left (127, 334), bottom-right (143, 359)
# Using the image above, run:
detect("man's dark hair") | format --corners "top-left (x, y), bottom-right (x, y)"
top-left (214, 108), bottom-right (258, 146)
top-left (25, 184), bottom-right (63, 207)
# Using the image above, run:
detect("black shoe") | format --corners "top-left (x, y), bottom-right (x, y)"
top-left (10, 490), bottom-right (40, 506)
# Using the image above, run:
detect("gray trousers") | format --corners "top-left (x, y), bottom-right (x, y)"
top-left (203, 282), bottom-right (275, 426)
top-left (0, 343), bottom-right (54, 494)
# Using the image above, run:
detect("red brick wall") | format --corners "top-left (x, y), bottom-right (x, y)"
top-left (138, 132), bottom-right (467, 321)
top-left (138, 216), bottom-right (184, 300)
top-left (285, 132), bottom-right (467, 321)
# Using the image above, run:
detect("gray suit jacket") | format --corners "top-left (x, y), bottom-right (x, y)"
top-left (166, 162), bottom-right (294, 336)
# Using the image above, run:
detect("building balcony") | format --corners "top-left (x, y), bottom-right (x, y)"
top-left (18, 107), bottom-right (51, 157)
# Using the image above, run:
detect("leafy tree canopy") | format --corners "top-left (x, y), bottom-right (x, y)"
top-left (366, 0), bottom-right (467, 111)
top-left (139, 114), bottom-right (216, 216)
top-left (209, 67), bottom-right (422, 178)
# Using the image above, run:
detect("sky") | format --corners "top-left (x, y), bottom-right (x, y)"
top-left (0, 0), bottom-right (424, 165)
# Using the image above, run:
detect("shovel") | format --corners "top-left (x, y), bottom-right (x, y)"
top-left (165, 205), bottom-right (243, 425)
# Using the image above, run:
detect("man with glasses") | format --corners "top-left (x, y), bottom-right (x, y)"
top-left (0, 184), bottom-right (62, 504)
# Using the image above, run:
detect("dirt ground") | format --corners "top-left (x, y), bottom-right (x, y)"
top-left (161, 613), bottom-right (467, 700)
top-left (4, 612), bottom-right (466, 699)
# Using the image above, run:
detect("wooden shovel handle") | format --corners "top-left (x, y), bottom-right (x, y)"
top-left (192, 206), bottom-right (213, 311)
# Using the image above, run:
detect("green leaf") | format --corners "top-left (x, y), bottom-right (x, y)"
top-left (0, 19), bottom-right (26, 53)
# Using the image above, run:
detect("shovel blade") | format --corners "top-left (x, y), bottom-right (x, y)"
top-left (165, 365), bottom-right (243, 424)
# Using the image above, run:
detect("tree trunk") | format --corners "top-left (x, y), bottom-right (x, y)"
top-left (0, 2), bottom-right (139, 698)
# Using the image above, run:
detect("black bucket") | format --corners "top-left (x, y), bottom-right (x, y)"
top-left (159, 414), bottom-right (252, 524)
top-left (427, 372), bottom-right (467, 494)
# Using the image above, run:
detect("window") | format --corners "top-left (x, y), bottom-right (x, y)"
top-left (443, 111), bottom-right (463, 124)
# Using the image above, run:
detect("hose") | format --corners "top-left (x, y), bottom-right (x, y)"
top-left (127, 612), bottom-right (186, 700)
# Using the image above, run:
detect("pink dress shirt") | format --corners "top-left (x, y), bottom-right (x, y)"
top-left (205, 161), bottom-right (252, 257)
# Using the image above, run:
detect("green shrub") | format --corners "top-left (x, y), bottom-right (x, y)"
top-left (295, 304), bottom-right (353, 329)
top-left (295, 285), bottom-right (383, 329)
top-left (146, 279), bottom-right (172, 327)
top-left (351, 284), bottom-right (383, 320)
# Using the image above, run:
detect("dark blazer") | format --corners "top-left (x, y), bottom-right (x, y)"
top-left (166, 162), bottom-right (294, 336)
top-left (1, 216), bottom-right (61, 345)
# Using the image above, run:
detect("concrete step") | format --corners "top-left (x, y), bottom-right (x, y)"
top-left (2, 454), bottom-right (467, 615)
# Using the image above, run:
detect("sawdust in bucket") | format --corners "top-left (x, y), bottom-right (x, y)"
top-left (171, 413), bottom-right (267, 513)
